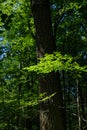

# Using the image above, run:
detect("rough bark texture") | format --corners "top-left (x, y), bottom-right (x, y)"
top-left (31, 0), bottom-right (66, 130)
top-left (31, 0), bottom-right (56, 57)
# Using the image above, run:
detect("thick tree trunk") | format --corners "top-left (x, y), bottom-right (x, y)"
top-left (31, 0), bottom-right (66, 130)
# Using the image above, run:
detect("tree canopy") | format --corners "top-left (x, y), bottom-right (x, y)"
top-left (0, 0), bottom-right (87, 130)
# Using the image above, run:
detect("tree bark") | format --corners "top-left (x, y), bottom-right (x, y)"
top-left (31, 0), bottom-right (66, 130)
top-left (76, 80), bottom-right (82, 130)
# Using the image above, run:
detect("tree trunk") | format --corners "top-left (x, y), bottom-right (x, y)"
top-left (68, 77), bottom-right (72, 130)
top-left (31, 0), bottom-right (66, 130)
top-left (76, 80), bottom-right (82, 130)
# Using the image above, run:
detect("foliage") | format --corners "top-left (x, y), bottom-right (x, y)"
top-left (0, 0), bottom-right (87, 129)
top-left (25, 52), bottom-right (87, 74)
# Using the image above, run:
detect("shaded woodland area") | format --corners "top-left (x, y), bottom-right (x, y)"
top-left (0, 0), bottom-right (87, 130)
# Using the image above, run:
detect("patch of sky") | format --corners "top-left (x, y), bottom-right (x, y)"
top-left (0, 53), bottom-right (6, 61)
top-left (0, 37), bottom-right (3, 42)
top-left (13, 1), bottom-right (22, 11)
top-left (0, 40), bottom-right (8, 61)
top-left (78, 51), bottom-right (87, 60)
top-left (51, 4), bottom-right (57, 10)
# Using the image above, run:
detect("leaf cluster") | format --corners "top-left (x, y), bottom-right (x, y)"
top-left (25, 52), bottom-right (87, 74)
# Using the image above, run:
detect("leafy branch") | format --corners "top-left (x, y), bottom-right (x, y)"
top-left (24, 52), bottom-right (87, 74)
